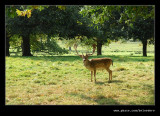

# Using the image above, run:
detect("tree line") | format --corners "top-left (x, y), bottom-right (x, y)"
top-left (6, 5), bottom-right (154, 57)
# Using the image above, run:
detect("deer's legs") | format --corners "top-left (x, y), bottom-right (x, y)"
top-left (110, 69), bottom-right (112, 80)
top-left (94, 70), bottom-right (96, 82)
top-left (106, 68), bottom-right (112, 81)
top-left (91, 71), bottom-right (93, 82)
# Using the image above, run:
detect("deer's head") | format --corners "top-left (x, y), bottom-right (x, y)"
top-left (74, 44), bottom-right (96, 63)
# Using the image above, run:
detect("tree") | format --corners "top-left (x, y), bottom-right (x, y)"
top-left (80, 5), bottom-right (154, 56)
top-left (119, 6), bottom-right (154, 56)
top-left (7, 15), bottom-right (35, 56)
top-left (6, 6), bottom-right (69, 56)
top-left (128, 17), bottom-right (154, 56)
top-left (80, 6), bottom-right (126, 55)
top-left (6, 5), bottom-right (71, 56)
top-left (6, 5), bottom-right (95, 56)
top-left (6, 5), bottom-right (51, 56)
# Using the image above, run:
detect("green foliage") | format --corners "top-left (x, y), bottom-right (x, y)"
top-left (30, 35), bottom-right (42, 52)
top-left (80, 6), bottom-right (128, 46)
top-left (5, 6), bottom-right (19, 18)
top-left (80, 5), bottom-right (154, 44)
top-left (6, 5), bottom-right (49, 18)
top-left (45, 39), bottom-right (68, 55)
top-left (57, 5), bottom-right (66, 10)
top-left (81, 6), bottom-right (154, 25)
top-left (128, 17), bottom-right (154, 42)
top-left (120, 6), bottom-right (154, 23)
top-left (6, 6), bottom-right (86, 56)
top-left (7, 6), bottom-right (92, 38)
top-left (9, 34), bottom-right (68, 56)
top-left (9, 35), bottom-right (22, 48)
top-left (6, 5), bottom-right (155, 56)
top-left (30, 34), bottom-right (68, 55)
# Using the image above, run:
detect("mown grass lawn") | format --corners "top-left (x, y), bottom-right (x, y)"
top-left (6, 42), bottom-right (154, 105)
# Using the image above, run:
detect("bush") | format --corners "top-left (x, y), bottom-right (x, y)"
top-left (45, 39), bottom-right (68, 55)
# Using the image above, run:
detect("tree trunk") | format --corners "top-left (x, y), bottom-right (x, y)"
top-left (97, 41), bottom-right (102, 56)
top-left (142, 40), bottom-right (147, 57)
top-left (22, 34), bottom-right (33, 56)
top-left (6, 34), bottom-right (10, 56)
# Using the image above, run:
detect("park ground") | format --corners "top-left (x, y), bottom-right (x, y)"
top-left (5, 41), bottom-right (154, 105)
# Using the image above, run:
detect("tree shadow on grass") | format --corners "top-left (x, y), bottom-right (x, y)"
top-left (67, 92), bottom-right (120, 105)
top-left (109, 80), bottom-right (124, 83)
top-left (9, 56), bottom-right (81, 62)
top-left (95, 80), bottom-right (124, 85)
top-left (9, 54), bottom-right (154, 63)
top-left (92, 55), bottom-right (154, 62)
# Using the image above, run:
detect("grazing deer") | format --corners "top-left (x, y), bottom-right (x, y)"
top-left (74, 44), bottom-right (113, 82)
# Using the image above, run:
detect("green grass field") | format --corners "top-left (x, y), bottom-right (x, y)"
top-left (6, 41), bottom-right (154, 105)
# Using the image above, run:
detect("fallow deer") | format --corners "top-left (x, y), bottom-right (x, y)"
top-left (74, 44), bottom-right (113, 82)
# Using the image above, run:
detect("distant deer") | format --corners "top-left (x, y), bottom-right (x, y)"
top-left (74, 44), bottom-right (113, 82)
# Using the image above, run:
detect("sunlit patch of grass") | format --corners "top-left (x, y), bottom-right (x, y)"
top-left (6, 56), bottom-right (154, 105)
top-left (6, 42), bottom-right (154, 105)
